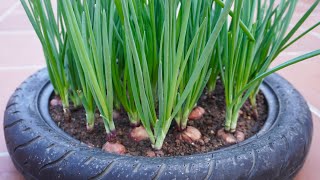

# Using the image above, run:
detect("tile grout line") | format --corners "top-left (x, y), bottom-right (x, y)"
top-left (309, 103), bottom-right (320, 120)
top-left (0, 1), bottom-right (20, 23)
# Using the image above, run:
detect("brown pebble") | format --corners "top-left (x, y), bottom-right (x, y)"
top-left (175, 139), bottom-right (181, 145)
top-left (188, 121), bottom-right (195, 126)
top-left (178, 126), bottom-right (202, 143)
top-left (146, 151), bottom-right (156, 157)
top-left (204, 137), bottom-right (210, 143)
top-left (168, 148), bottom-right (174, 154)
top-left (188, 107), bottom-right (205, 120)
top-left (238, 121), bottom-right (246, 126)
top-left (117, 130), bottom-right (123, 136)
top-left (235, 131), bottom-right (245, 142)
top-left (239, 110), bottom-right (244, 115)
top-left (155, 150), bottom-right (164, 157)
top-left (201, 146), bottom-right (206, 151)
top-left (198, 139), bottom-right (205, 146)
top-left (130, 126), bottom-right (149, 142)
top-left (225, 136), bottom-right (237, 144)
top-left (217, 129), bottom-right (236, 144)
top-left (102, 142), bottom-right (126, 154)
top-left (50, 99), bottom-right (61, 106)
top-left (113, 111), bottom-right (121, 120)
top-left (205, 120), bottom-right (213, 125)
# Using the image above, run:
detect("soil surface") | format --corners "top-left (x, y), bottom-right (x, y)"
top-left (50, 81), bottom-right (268, 157)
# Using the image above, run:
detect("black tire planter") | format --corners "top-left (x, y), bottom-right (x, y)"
top-left (4, 69), bottom-right (312, 180)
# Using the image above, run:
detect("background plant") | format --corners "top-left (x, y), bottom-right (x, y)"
top-left (21, 0), bottom-right (72, 117)
top-left (60, 0), bottom-right (118, 136)
top-left (113, 0), bottom-right (161, 127)
top-left (214, 0), bottom-right (320, 132)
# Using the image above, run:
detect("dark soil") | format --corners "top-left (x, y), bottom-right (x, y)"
top-left (50, 81), bottom-right (268, 157)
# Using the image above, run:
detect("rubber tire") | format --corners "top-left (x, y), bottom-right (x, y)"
top-left (4, 69), bottom-right (312, 180)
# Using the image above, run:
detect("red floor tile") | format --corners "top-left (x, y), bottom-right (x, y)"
top-left (274, 56), bottom-right (320, 109)
top-left (0, 34), bottom-right (44, 67)
top-left (296, 115), bottom-right (320, 180)
top-left (0, 69), bottom-right (43, 152)
top-left (293, 0), bottom-right (320, 15)
top-left (0, 0), bottom-right (20, 15)
top-left (0, 157), bottom-right (24, 180)
top-left (283, 31), bottom-right (320, 54)
top-left (0, 8), bottom-right (33, 31)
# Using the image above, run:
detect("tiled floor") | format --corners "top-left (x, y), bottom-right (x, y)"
top-left (0, 1), bottom-right (319, 179)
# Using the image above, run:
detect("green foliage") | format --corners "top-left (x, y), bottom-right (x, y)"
top-left (214, 0), bottom-right (320, 132)
top-left (21, 0), bottom-right (320, 149)
top-left (21, 0), bottom-right (69, 109)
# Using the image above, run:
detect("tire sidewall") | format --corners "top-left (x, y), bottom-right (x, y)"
top-left (4, 69), bottom-right (313, 180)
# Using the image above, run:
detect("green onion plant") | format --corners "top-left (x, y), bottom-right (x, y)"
top-left (117, 0), bottom-right (235, 149)
top-left (214, 0), bottom-right (320, 132)
top-left (21, 0), bottom-right (320, 151)
top-left (60, 0), bottom-right (117, 136)
top-left (21, 0), bottom-right (71, 115)
top-left (113, 0), bottom-right (161, 126)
